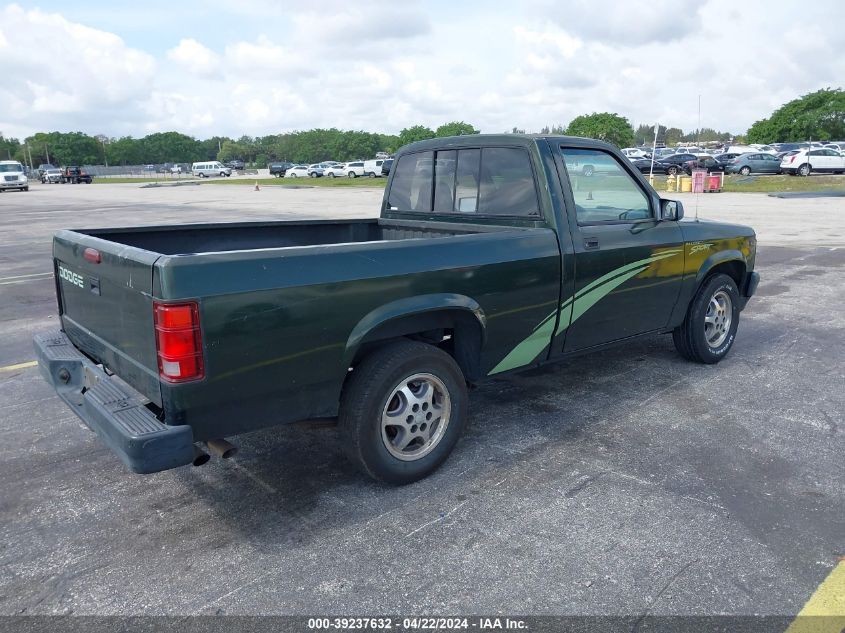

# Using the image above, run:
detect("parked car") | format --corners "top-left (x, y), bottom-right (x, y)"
top-left (823, 143), bottom-right (845, 152)
top-left (33, 134), bottom-right (759, 483)
top-left (144, 164), bottom-right (156, 171)
top-left (363, 159), bottom-right (385, 177)
top-left (682, 156), bottom-right (726, 175)
top-left (191, 161), bottom-right (231, 178)
top-left (714, 153), bottom-right (744, 168)
top-left (381, 159), bottom-right (394, 176)
top-left (62, 166), bottom-right (93, 184)
top-left (375, 152), bottom-right (390, 160)
top-left (41, 168), bottom-right (64, 183)
top-left (170, 165), bottom-right (182, 174)
top-left (269, 162), bottom-right (294, 177)
top-left (285, 165), bottom-right (310, 178)
top-left (781, 148), bottom-right (845, 176)
top-left (621, 148), bottom-right (650, 159)
top-left (725, 153), bottom-right (782, 175)
top-left (629, 158), bottom-right (671, 174)
top-left (654, 153), bottom-right (699, 175)
top-left (0, 160), bottom-right (29, 191)
top-left (225, 160), bottom-right (245, 171)
top-left (653, 147), bottom-right (678, 159)
top-left (324, 164), bottom-right (348, 178)
top-left (345, 161), bottom-right (367, 178)
top-left (306, 164), bottom-right (325, 178)
top-left (37, 163), bottom-right (57, 176)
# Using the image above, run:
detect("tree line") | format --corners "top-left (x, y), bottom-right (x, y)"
top-left (1, 88), bottom-right (840, 167)
top-left (0, 122), bottom-right (479, 168)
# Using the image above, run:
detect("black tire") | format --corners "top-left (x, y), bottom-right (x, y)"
top-left (797, 163), bottom-right (811, 176)
top-left (582, 165), bottom-right (594, 177)
top-left (673, 273), bottom-right (741, 364)
top-left (667, 166), bottom-right (678, 176)
top-left (348, 171), bottom-right (357, 178)
top-left (22, 186), bottom-right (29, 192)
top-left (739, 166), bottom-right (751, 176)
top-left (339, 339), bottom-right (468, 485)
top-left (310, 172), bottom-right (318, 178)
top-left (328, 172), bottom-right (336, 178)
top-left (199, 173), bottom-right (206, 178)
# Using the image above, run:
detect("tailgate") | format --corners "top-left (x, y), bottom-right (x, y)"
top-left (53, 230), bottom-right (163, 406)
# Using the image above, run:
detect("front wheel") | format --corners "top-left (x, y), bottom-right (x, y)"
top-left (339, 339), bottom-right (468, 484)
top-left (348, 172), bottom-right (357, 178)
top-left (673, 273), bottom-right (741, 364)
top-left (328, 172), bottom-right (336, 178)
top-left (739, 166), bottom-right (751, 176)
top-left (667, 166), bottom-right (679, 176)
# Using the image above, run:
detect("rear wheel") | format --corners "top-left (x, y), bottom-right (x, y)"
top-left (667, 166), bottom-right (678, 176)
top-left (339, 339), bottom-right (468, 484)
top-left (798, 163), bottom-right (811, 176)
top-left (673, 273), bottom-right (740, 364)
top-left (739, 166), bottom-right (751, 176)
top-left (328, 172), bottom-right (336, 178)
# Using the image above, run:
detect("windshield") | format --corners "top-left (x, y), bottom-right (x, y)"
top-left (0, 164), bottom-right (24, 173)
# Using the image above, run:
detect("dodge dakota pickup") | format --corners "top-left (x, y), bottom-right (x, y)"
top-left (34, 135), bottom-right (759, 484)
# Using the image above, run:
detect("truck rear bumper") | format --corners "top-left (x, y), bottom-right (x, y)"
top-left (33, 330), bottom-right (195, 474)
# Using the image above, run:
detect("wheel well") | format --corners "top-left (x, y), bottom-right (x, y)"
top-left (350, 310), bottom-right (484, 381)
top-left (706, 260), bottom-right (745, 288)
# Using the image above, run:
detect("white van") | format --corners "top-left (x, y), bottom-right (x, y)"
top-left (191, 161), bottom-right (231, 178)
top-left (363, 159), bottom-right (385, 177)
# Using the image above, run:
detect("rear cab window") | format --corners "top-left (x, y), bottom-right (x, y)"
top-left (387, 146), bottom-right (540, 218)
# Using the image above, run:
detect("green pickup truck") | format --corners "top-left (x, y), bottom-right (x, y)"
top-left (34, 135), bottom-right (759, 484)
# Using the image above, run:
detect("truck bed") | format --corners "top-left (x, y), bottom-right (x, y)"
top-left (79, 219), bottom-right (508, 255)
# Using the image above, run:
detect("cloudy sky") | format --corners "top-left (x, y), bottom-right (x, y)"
top-left (1, 0), bottom-right (843, 140)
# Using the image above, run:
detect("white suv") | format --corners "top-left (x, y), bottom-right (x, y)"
top-left (345, 161), bottom-right (366, 178)
top-left (0, 161), bottom-right (28, 192)
top-left (621, 148), bottom-right (650, 159)
top-left (781, 148), bottom-right (845, 176)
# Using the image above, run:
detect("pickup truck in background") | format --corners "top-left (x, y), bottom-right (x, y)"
top-left (35, 135), bottom-right (759, 484)
top-left (62, 166), bottom-right (93, 184)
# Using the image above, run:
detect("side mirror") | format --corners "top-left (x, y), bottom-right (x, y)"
top-left (661, 199), bottom-right (684, 221)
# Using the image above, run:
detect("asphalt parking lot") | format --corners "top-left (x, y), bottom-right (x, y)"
top-left (0, 183), bottom-right (843, 619)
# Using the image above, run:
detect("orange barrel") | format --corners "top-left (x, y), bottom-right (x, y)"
top-left (707, 175), bottom-right (721, 190)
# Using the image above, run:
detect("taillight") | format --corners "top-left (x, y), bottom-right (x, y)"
top-left (83, 247), bottom-right (101, 263)
top-left (789, 155), bottom-right (796, 163)
top-left (153, 301), bottom-right (204, 382)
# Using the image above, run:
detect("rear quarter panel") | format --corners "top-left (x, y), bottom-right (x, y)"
top-left (155, 229), bottom-right (561, 440)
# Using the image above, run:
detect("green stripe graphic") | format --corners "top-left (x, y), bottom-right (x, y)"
top-left (489, 250), bottom-right (681, 375)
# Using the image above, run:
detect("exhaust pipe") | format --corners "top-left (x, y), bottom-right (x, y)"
top-left (192, 444), bottom-right (210, 467)
top-left (205, 438), bottom-right (238, 459)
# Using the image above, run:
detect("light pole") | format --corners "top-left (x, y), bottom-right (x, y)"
top-left (101, 138), bottom-right (108, 168)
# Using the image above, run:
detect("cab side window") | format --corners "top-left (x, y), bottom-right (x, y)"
top-left (560, 147), bottom-right (652, 223)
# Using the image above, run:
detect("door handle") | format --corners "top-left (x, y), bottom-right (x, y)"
top-left (584, 238), bottom-right (600, 250)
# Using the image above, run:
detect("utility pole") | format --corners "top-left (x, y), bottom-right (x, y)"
top-left (45, 144), bottom-right (50, 165)
top-left (697, 94), bottom-right (701, 147)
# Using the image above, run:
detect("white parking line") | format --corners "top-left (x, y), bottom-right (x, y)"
top-left (0, 272), bottom-right (53, 282)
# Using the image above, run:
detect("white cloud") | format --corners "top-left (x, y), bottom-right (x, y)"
top-left (2, 0), bottom-right (844, 141)
top-left (0, 4), bottom-right (155, 137)
top-left (167, 38), bottom-right (221, 77)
